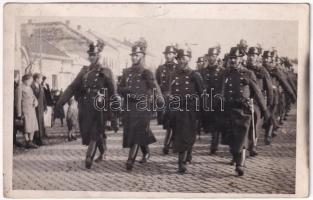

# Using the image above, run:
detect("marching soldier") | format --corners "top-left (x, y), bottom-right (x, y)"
top-left (118, 40), bottom-right (163, 171)
top-left (169, 48), bottom-right (204, 174)
top-left (246, 47), bottom-right (274, 153)
top-left (56, 41), bottom-right (116, 169)
top-left (155, 46), bottom-right (178, 154)
top-left (195, 56), bottom-right (205, 138)
top-left (221, 47), bottom-right (269, 176)
top-left (264, 51), bottom-right (296, 128)
top-left (237, 39), bottom-right (249, 66)
top-left (199, 47), bottom-right (224, 155)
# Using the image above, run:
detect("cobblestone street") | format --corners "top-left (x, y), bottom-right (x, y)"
top-left (13, 109), bottom-right (296, 193)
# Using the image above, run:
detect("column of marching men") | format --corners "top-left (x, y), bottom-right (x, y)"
top-left (53, 39), bottom-right (297, 176)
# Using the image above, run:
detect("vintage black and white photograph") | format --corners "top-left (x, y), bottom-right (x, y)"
top-left (3, 3), bottom-right (309, 198)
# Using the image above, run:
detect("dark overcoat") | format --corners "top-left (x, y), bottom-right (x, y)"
top-left (221, 66), bottom-right (268, 154)
top-left (31, 83), bottom-right (47, 137)
top-left (169, 66), bottom-right (204, 153)
top-left (155, 61), bottom-right (177, 129)
top-left (199, 65), bottom-right (225, 132)
top-left (118, 64), bottom-right (159, 148)
top-left (57, 63), bottom-right (115, 145)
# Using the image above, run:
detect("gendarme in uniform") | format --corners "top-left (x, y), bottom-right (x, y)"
top-left (57, 41), bottom-right (116, 169)
top-left (221, 47), bottom-right (269, 176)
top-left (169, 48), bottom-right (204, 174)
top-left (155, 45), bottom-right (178, 154)
top-left (118, 41), bottom-right (162, 171)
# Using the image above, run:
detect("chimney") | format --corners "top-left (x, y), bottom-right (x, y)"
top-left (77, 25), bottom-right (81, 31)
top-left (65, 20), bottom-right (70, 26)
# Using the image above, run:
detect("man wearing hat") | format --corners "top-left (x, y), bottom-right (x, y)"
top-left (237, 39), bottom-right (249, 66)
top-left (56, 41), bottom-right (116, 169)
top-left (169, 48), bottom-right (204, 174)
top-left (196, 56), bottom-right (205, 71)
top-left (264, 51), bottom-right (296, 128)
top-left (118, 40), bottom-right (163, 171)
top-left (221, 47), bottom-right (269, 176)
top-left (195, 56), bottom-right (205, 138)
top-left (155, 45), bottom-right (178, 154)
top-left (246, 47), bottom-right (274, 153)
top-left (199, 46), bottom-right (224, 155)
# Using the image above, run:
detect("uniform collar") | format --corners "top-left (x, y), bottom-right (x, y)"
top-left (131, 63), bottom-right (145, 73)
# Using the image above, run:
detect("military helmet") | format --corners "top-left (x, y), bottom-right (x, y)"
top-left (130, 40), bottom-right (147, 55)
top-left (87, 42), bottom-right (102, 55)
top-left (196, 57), bottom-right (204, 63)
top-left (262, 51), bottom-right (271, 58)
top-left (163, 45), bottom-right (177, 54)
top-left (131, 45), bottom-right (146, 55)
top-left (208, 47), bottom-right (220, 56)
top-left (176, 48), bottom-right (192, 58)
top-left (247, 47), bottom-right (260, 55)
top-left (271, 50), bottom-right (278, 58)
top-left (228, 47), bottom-right (244, 58)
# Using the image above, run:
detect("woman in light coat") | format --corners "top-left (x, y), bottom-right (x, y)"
top-left (16, 74), bottom-right (39, 148)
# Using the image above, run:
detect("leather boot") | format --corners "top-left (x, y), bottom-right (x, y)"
top-left (95, 139), bottom-right (106, 163)
top-left (139, 145), bottom-right (150, 164)
top-left (85, 140), bottom-right (97, 169)
top-left (186, 148), bottom-right (192, 164)
top-left (163, 129), bottom-right (172, 155)
top-left (126, 144), bottom-right (139, 171)
top-left (210, 132), bottom-right (219, 155)
top-left (177, 151), bottom-right (187, 174)
top-left (264, 124), bottom-right (273, 145)
top-left (235, 150), bottom-right (246, 176)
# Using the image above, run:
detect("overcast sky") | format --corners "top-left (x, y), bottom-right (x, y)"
top-left (22, 17), bottom-right (298, 64)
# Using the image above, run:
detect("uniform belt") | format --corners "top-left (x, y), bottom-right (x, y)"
top-left (83, 88), bottom-right (99, 94)
top-left (225, 100), bottom-right (248, 109)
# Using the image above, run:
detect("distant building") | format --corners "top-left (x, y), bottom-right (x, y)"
top-left (15, 19), bottom-right (160, 93)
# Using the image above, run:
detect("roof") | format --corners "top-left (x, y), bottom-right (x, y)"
top-left (22, 21), bottom-right (92, 43)
top-left (21, 36), bottom-right (70, 58)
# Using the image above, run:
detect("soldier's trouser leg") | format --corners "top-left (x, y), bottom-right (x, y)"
top-left (186, 147), bottom-right (193, 164)
top-left (178, 151), bottom-right (188, 174)
top-left (235, 149), bottom-right (246, 176)
top-left (210, 131), bottom-right (219, 154)
top-left (139, 145), bottom-right (150, 163)
top-left (196, 120), bottom-right (201, 137)
top-left (163, 129), bottom-right (172, 154)
top-left (126, 144), bottom-right (139, 171)
top-left (95, 137), bottom-right (107, 163)
top-left (157, 111), bottom-right (163, 125)
top-left (85, 140), bottom-right (97, 169)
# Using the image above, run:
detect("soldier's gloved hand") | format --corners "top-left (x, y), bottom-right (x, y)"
top-left (112, 95), bottom-right (122, 104)
top-left (156, 95), bottom-right (165, 107)
top-left (240, 77), bottom-right (249, 85)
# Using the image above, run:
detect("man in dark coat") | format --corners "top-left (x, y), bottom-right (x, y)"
top-left (245, 47), bottom-right (274, 154)
top-left (42, 76), bottom-right (53, 106)
top-left (199, 47), bottom-right (224, 155)
top-left (195, 56), bottom-right (205, 138)
top-left (155, 45), bottom-right (178, 154)
top-left (169, 48), bottom-right (204, 174)
top-left (118, 40), bottom-right (163, 171)
top-left (32, 73), bottom-right (47, 146)
top-left (13, 71), bottom-right (23, 147)
top-left (56, 41), bottom-right (116, 169)
top-left (221, 47), bottom-right (269, 176)
top-left (263, 51), bottom-right (296, 139)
